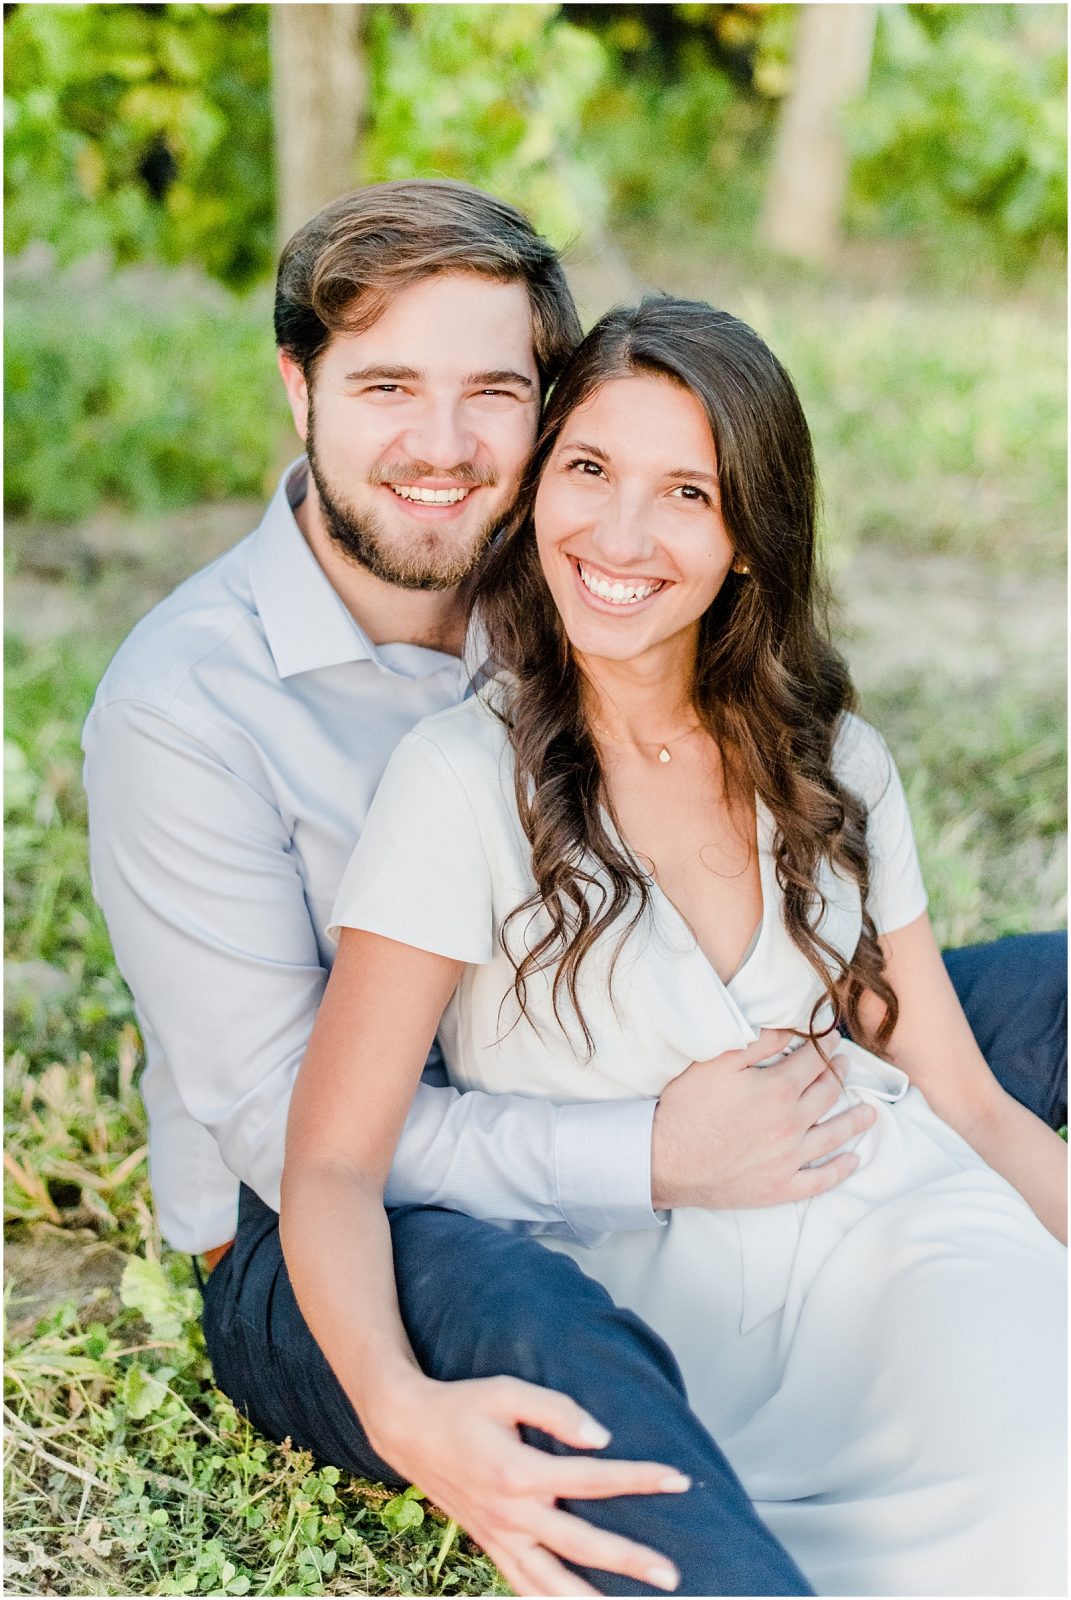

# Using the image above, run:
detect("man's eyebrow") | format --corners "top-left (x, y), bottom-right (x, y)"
top-left (465, 369), bottom-right (536, 391)
top-left (344, 365), bottom-right (422, 383)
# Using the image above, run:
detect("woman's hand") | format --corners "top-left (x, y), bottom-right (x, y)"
top-left (366, 1371), bottom-right (689, 1597)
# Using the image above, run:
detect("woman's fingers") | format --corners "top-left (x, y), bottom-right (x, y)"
top-left (483, 1375), bottom-right (617, 1450)
top-left (522, 1451), bottom-right (691, 1502)
top-left (529, 1506), bottom-right (680, 1590)
top-left (503, 1542), bottom-right (602, 1597)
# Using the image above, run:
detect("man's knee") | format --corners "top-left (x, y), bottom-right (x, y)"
top-left (944, 931), bottom-right (1067, 1127)
top-left (390, 1207), bottom-right (686, 1399)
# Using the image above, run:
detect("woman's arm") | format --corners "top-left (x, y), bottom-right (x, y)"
top-left (858, 913), bottom-right (1066, 1243)
top-left (281, 926), bottom-right (687, 1597)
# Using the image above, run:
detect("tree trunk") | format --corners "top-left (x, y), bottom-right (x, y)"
top-left (270, 4), bottom-right (365, 250)
top-left (761, 4), bottom-right (877, 263)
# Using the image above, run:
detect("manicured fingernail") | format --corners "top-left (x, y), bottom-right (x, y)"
top-left (578, 1418), bottom-right (611, 1447)
top-left (647, 1562), bottom-right (679, 1590)
top-left (660, 1472), bottom-right (691, 1492)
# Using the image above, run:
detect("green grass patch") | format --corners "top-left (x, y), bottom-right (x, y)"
top-left (4, 267), bottom-right (288, 524)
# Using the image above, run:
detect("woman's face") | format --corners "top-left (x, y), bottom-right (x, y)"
top-left (533, 374), bottom-right (736, 668)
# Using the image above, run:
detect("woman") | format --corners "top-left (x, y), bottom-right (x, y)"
top-left (281, 298), bottom-right (1066, 1596)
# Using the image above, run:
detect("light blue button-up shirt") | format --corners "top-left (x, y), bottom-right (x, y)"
top-left (82, 462), bottom-right (659, 1253)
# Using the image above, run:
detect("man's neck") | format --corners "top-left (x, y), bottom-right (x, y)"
top-left (294, 483), bottom-right (469, 657)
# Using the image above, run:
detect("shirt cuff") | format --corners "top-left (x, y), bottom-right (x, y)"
top-left (554, 1098), bottom-right (665, 1244)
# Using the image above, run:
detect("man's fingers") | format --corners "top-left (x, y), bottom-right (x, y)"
top-left (777, 1039), bottom-right (840, 1092)
top-left (796, 1063), bottom-right (848, 1126)
top-left (531, 1507), bottom-right (680, 1590)
top-left (525, 1451), bottom-right (691, 1502)
top-left (737, 1028), bottom-right (796, 1067)
top-left (801, 1101), bottom-right (875, 1165)
top-left (787, 1149), bottom-right (859, 1201)
top-left (484, 1375), bottom-right (614, 1449)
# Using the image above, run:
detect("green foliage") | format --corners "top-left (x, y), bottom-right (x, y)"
top-left (4, 3), bottom-right (273, 287)
top-left (848, 4), bottom-right (1067, 269)
top-left (747, 287), bottom-right (1067, 574)
top-left (363, 4), bottom-right (608, 246)
top-left (5, 1257), bottom-right (506, 1595)
top-left (4, 267), bottom-right (287, 520)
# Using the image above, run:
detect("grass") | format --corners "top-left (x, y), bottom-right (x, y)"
top-left (4, 258), bottom-right (1066, 1595)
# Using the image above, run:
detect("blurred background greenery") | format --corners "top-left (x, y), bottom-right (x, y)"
top-left (4, 5), bottom-right (1066, 1595)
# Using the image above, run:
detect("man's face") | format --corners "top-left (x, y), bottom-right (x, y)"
top-left (283, 273), bottom-right (541, 590)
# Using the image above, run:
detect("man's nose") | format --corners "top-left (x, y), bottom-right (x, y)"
top-left (401, 399), bottom-right (477, 473)
top-left (590, 492), bottom-right (656, 567)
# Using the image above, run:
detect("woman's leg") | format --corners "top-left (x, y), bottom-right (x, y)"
top-left (202, 1185), bottom-right (812, 1598)
top-left (735, 1168), bottom-right (1067, 1597)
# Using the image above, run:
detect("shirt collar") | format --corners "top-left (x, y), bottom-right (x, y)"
top-left (250, 458), bottom-right (483, 688)
top-left (249, 459), bottom-right (379, 679)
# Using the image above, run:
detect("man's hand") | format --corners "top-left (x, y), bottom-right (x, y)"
top-left (651, 1031), bottom-right (875, 1210)
top-left (367, 1373), bottom-right (689, 1596)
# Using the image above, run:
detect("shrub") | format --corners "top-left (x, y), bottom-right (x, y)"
top-left (4, 264), bottom-right (287, 521)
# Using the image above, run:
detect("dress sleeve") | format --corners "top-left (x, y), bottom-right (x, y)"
top-left (836, 715), bottom-right (929, 936)
top-left (328, 729), bottom-right (495, 963)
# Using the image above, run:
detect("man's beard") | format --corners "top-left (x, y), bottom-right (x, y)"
top-left (305, 410), bottom-right (501, 592)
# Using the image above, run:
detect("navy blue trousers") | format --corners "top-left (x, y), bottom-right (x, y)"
top-left (201, 932), bottom-right (1066, 1597)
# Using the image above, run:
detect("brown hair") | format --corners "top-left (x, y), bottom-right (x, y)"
top-left (274, 178), bottom-right (582, 387)
top-left (474, 295), bottom-right (898, 1056)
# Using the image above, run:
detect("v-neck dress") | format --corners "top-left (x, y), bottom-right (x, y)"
top-left (330, 693), bottom-right (1067, 1598)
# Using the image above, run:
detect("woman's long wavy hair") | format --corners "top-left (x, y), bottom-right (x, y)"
top-left (473, 295), bottom-right (897, 1056)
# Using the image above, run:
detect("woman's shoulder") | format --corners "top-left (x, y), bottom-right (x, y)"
top-left (397, 687), bottom-right (511, 781)
top-left (832, 712), bottom-right (898, 806)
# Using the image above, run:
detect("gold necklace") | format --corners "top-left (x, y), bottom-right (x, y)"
top-left (591, 722), bottom-right (704, 764)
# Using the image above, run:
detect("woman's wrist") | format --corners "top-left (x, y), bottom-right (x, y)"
top-left (359, 1362), bottom-right (437, 1464)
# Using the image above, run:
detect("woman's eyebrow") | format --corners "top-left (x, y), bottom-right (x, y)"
top-left (557, 439), bottom-right (610, 460)
top-left (665, 467), bottom-right (717, 483)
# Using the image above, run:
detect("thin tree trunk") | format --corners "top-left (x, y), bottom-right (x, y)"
top-left (271, 4), bottom-right (365, 250)
top-left (761, 4), bottom-right (877, 263)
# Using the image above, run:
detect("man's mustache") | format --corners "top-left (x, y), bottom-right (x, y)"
top-left (369, 461), bottom-right (498, 488)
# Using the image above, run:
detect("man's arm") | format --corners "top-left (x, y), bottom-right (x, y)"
top-left (83, 696), bottom-right (659, 1244)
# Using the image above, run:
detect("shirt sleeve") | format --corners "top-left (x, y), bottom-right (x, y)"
top-left (837, 715), bottom-right (929, 935)
top-left (84, 699), bottom-right (660, 1245)
top-left (328, 731), bottom-right (495, 962)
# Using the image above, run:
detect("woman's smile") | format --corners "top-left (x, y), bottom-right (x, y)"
top-left (571, 554), bottom-right (667, 611)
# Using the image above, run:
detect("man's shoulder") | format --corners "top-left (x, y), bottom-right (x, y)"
top-left (91, 533), bottom-right (264, 720)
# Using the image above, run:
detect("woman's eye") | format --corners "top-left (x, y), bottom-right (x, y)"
top-left (566, 457), bottom-right (606, 477)
top-left (671, 483), bottom-right (711, 504)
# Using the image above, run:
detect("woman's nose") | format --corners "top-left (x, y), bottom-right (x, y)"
top-left (590, 494), bottom-right (656, 568)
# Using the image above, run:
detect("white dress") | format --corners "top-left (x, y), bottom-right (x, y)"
top-left (330, 694), bottom-right (1067, 1597)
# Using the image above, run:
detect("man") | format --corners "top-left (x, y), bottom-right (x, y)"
top-left (84, 179), bottom-right (1067, 1597)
